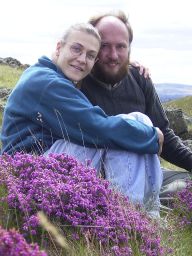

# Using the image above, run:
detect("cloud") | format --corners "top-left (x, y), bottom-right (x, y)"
top-left (133, 28), bottom-right (192, 51)
top-left (0, 0), bottom-right (192, 84)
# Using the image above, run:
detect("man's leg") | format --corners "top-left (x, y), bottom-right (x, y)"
top-left (160, 168), bottom-right (192, 205)
top-left (44, 139), bottom-right (104, 175)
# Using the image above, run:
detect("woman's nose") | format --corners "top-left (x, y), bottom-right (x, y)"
top-left (76, 52), bottom-right (87, 63)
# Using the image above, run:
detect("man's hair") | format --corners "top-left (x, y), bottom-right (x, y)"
top-left (88, 10), bottom-right (133, 44)
top-left (61, 23), bottom-right (101, 45)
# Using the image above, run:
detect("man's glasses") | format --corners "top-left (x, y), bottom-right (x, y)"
top-left (69, 43), bottom-right (98, 62)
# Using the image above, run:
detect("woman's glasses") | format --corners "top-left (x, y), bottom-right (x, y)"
top-left (69, 43), bottom-right (98, 62)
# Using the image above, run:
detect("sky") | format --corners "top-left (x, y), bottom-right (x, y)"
top-left (0, 0), bottom-right (192, 84)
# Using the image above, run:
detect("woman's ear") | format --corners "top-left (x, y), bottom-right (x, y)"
top-left (56, 41), bottom-right (63, 56)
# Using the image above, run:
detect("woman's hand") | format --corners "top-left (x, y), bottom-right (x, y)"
top-left (130, 61), bottom-right (151, 79)
top-left (155, 127), bottom-right (164, 156)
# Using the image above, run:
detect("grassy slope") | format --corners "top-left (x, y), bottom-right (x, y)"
top-left (164, 95), bottom-right (192, 117)
top-left (0, 64), bottom-right (24, 89)
top-left (0, 65), bottom-right (24, 124)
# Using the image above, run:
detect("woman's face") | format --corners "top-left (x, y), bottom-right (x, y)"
top-left (55, 30), bottom-right (100, 82)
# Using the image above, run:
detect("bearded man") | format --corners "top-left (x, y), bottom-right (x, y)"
top-left (80, 11), bottom-right (192, 204)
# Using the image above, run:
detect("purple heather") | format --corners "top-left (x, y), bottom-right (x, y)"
top-left (0, 152), bottom-right (171, 255)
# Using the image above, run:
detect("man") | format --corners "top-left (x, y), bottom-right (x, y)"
top-left (80, 11), bottom-right (192, 202)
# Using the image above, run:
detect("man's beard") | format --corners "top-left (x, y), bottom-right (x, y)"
top-left (92, 59), bottom-right (129, 85)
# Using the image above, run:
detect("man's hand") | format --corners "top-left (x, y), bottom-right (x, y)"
top-left (130, 61), bottom-right (151, 79)
top-left (155, 127), bottom-right (164, 156)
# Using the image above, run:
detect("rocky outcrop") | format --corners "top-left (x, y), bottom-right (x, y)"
top-left (164, 107), bottom-right (192, 150)
top-left (0, 88), bottom-right (11, 99)
top-left (0, 88), bottom-right (12, 111)
top-left (165, 108), bottom-right (189, 139)
top-left (0, 57), bottom-right (29, 69)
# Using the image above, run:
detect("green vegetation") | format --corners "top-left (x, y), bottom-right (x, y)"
top-left (168, 227), bottom-right (192, 256)
top-left (0, 64), bottom-right (24, 89)
top-left (160, 158), bottom-right (184, 171)
top-left (161, 96), bottom-right (192, 170)
top-left (0, 65), bottom-right (24, 124)
top-left (164, 95), bottom-right (192, 117)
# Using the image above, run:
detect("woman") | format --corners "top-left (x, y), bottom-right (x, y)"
top-left (1, 23), bottom-right (162, 216)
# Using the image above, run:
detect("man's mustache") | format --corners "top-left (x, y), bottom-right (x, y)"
top-left (105, 60), bottom-right (120, 65)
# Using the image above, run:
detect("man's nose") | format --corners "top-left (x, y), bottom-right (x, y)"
top-left (109, 47), bottom-right (118, 59)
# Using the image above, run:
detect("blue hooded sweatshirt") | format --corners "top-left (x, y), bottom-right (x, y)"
top-left (1, 56), bottom-right (159, 155)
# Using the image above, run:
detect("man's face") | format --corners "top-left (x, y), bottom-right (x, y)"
top-left (93, 16), bottom-right (130, 84)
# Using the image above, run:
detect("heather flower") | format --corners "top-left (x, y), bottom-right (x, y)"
top-left (0, 152), bottom-right (171, 255)
top-left (171, 179), bottom-right (192, 227)
top-left (0, 225), bottom-right (47, 256)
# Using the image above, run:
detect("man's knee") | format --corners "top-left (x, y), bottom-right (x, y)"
top-left (160, 169), bottom-right (191, 206)
top-left (162, 169), bottom-right (191, 186)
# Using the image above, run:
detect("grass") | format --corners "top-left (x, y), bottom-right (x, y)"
top-left (0, 64), bottom-right (24, 89)
top-left (0, 64), bottom-right (25, 124)
top-left (160, 158), bottom-right (185, 171)
top-left (164, 95), bottom-right (192, 117)
top-left (172, 228), bottom-right (192, 256)
top-left (0, 184), bottom-right (9, 227)
top-left (166, 222), bottom-right (192, 256)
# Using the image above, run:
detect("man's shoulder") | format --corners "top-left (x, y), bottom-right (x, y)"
top-left (128, 65), bottom-right (144, 83)
top-left (82, 74), bottom-right (95, 83)
top-left (81, 74), bottom-right (100, 90)
top-left (128, 65), bottom-right (140, 75)
top-left (126, 65), bottom-right (145, 91)
top-left (128, 65), bottom-right (154, 90)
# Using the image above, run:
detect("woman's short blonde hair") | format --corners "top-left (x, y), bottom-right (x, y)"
top-left (61, 23), bottom-right (101, 45)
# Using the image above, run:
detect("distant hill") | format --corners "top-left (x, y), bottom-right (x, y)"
top-left (163, 95), bottom-right (192, 117)
top-left (155, 83), bottom-right (192, 102)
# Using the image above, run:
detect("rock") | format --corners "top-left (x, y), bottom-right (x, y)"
top-left (183, 113), bottom-right (192, 126)
top-left (0, 57), bottom-right (29, 69)
top-left (0, 88), bottom-right (11, 99)
top-left (165, 108), bottom-right (188, 139)
top-left (0, 88), bottom-right (12, 112)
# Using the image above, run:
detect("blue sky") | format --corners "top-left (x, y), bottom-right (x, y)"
top-left (1, 0), bottom-right (192, 84)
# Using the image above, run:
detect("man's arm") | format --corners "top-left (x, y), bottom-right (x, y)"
top-left (139, 73), bottom-right (192, 171)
